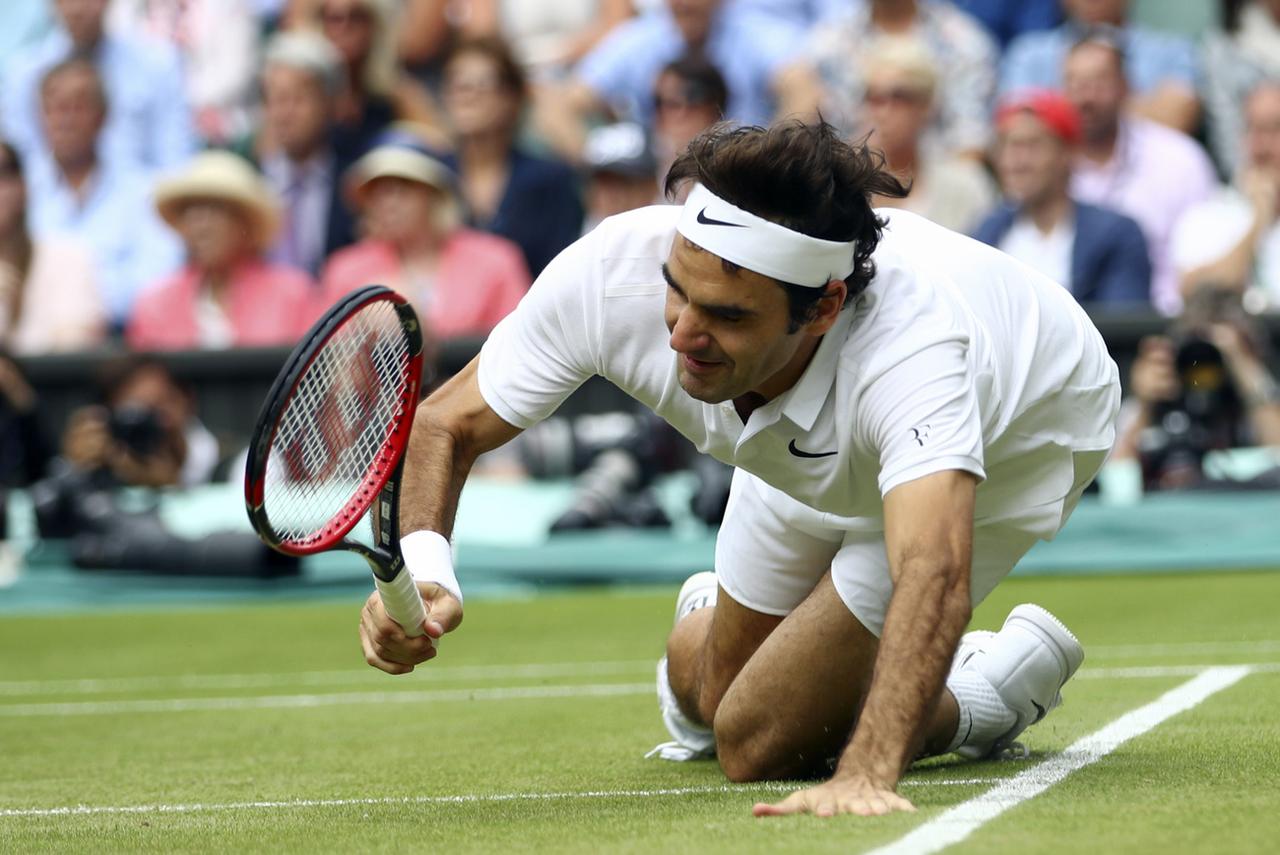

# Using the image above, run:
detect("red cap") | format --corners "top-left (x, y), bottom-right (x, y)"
top-left (996, 89), bottom-right (1082, 145)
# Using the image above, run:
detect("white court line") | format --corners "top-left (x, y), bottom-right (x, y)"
top-left (1079, 662), bottom-right (1279, 680)
top-left (1090, 640), bottom-right (1280, 658)
top-left (0, 778), bottom-right (995, 819)
top-left (867, 666), bottom-right (1252, 855)
top-left (0, 682), bottom-right (655, 717)
top-left (0, 661), bottom-right (654, 697)
top-left (4, 647), bottom-right (1279, 699)
top-left (0, 664), bottom-right (1276, 718)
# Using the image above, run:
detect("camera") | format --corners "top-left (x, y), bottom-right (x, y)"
top-left (1139, 336), bottom-right (1241, 484)
top-left (108, 405), bottom-right (167, 456)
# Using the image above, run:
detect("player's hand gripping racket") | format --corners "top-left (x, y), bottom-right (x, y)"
top-left (244, 285), bottom-right (429, 636)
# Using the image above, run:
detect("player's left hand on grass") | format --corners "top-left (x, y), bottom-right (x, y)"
top-left (358, 582), bottom-right (462, 675)
top-left (752, 772), bottom-right (916, 818)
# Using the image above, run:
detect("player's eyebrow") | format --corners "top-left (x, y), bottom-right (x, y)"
top-left (661, 263), bottom-right (755, 322)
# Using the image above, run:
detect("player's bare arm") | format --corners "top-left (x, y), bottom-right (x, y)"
top-left (757, 469), bottom-right (976, 817)
top-left (360, 356), bottom-right (523, 675)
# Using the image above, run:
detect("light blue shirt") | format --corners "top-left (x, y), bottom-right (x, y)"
top-left (0, 0), bottom-right (52, 69)
top-left (575, 7), bottom-right (803, 128)
top-left (1000, 22), bottom-right (1200, 96)
top-left (2, 29), bottom-right (196, 175)
top-left (26, 157), bottom-right (184, 324)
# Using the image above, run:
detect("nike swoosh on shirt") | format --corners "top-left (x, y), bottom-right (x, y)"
top-left (696, 208), bottom-right (746, 228)
top-left (787, 439), bottom-right (838, 459)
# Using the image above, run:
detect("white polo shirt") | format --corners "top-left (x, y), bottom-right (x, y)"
top-left (478, 206), bottom-right (1119, 538)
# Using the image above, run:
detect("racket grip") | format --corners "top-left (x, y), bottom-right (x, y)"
top-left (375, 569), bottom-right (428, 638)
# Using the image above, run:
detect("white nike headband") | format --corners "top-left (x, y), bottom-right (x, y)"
top-left (675, 183), bottom-right (857, 288)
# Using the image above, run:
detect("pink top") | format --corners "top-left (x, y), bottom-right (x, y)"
top-left (0, 238), bottom-right (106, 354)
top-left (1071, 117), bottom-right (1217, 316)
top-left (319, 230), bottom-right (531, 339)
top-left (127, 258), bottom-right (319, 350)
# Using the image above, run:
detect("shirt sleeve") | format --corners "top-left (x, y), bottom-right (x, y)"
top-left (476, 229), bottom-right (603, 430)
top-left (857, 335), bottom-right (987, 498)
top-left (1129, 30), bottom-right (1200, 92)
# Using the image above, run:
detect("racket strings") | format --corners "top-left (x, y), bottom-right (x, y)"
top-left (263, 301), bottom-right (412, 545)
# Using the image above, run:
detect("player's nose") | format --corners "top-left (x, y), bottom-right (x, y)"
top-left (668, 307), bottom-right (709, 354)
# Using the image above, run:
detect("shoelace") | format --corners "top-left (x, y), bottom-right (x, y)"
top-left (644, 740), bottom-right (714, 762)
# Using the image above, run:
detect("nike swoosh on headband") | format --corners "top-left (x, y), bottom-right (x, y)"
top-left (696, 207), bottom-right (747, 228)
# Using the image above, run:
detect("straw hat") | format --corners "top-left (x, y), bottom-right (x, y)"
top-left (344, 145), bottom-right (462, 230)
top-left (153, 151), bottom-right (281, 249)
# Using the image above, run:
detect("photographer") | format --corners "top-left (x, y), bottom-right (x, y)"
top-left (60, 356), bottom-right (217, 489)
top-left (1112, 292), bottom-right (1280, 491)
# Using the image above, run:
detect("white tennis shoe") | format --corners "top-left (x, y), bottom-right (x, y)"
top-left (948, 604), bottom-right (1084, 759)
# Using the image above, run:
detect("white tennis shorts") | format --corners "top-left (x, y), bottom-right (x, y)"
top-left (714, 450), bottom-right (1106, 636)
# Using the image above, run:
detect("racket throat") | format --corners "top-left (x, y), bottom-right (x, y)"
top-left (350, 541), bottom-right (404, 583)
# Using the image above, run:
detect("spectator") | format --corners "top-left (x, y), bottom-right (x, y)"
top-left (856, 36), bottom-right (996, 233)
top-left (952, 0), bottom-right (1061, 48)
top-left (1110, 291), bottom-right (1280, 492)
top-left (651, 54), bottom-right (728, 185)
top-left (581, 122), bottom-right (660, 231)
top-left (793, 0), bottom-right (998, 159)
top-left (545, 0), bottom-right (803, 157)
top-left (60, 356), bottom-right (218, 488)
top-left (440, 36), bottom-right (584, 277)
top-left (974, 90), bottom-right (1151, 308)
top-left (105, 0), bottom-right (260, 147)
top-left (2, 0), bottom-right (196, 173)
top-left (258, 32), bottom-right (359, 277)
top-left (1064, 35), bottom-right (1216, 315)
top-left (1000, 0), bottom-right (1201, 134)
top-left (127, 151), bottom-right (318, 351)
top-left (458, 0), bottom-right (636, 79)
top-left (0, 140), bottom-right (105, 353)
top-left (24, 59), bottom-right (183, 330)
top-left (1172, 79), bottom-right (1280, 311)
top-left (1201, 0), bottom-right (1280, 177)
top-left (392, 0), bottom-right (452, 91)
top-left (291, 0), bottom-right (448, 157)
top-left (321, 145), bottom-right (530, 339)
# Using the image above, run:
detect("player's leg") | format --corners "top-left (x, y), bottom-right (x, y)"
top-left (657, 469), bottom-right (844, 758)
top-left (711, 535), bottom-right (957, 782)
top-left (713, 509), bottom-right (1088, 782)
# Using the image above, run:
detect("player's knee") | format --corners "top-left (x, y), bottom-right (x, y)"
top-left (713, 705), bottom-right (781, 783)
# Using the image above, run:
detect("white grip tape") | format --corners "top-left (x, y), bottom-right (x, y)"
top-left (401, 530), bottom-right (463, 605)
top-left (375, 569), bottom-right (428, 638)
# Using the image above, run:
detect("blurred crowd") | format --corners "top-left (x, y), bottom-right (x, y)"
top-left (0, 0), bottom-right (1277, 510)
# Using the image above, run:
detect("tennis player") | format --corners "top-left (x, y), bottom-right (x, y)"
top-left (357, 121), bottom-right (1120, 818)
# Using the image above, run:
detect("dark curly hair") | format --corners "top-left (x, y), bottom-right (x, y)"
top-left (664, 120), bottom-right (907, 331)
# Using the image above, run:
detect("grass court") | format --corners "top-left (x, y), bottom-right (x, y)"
top-left (1, 569), bottom-right (1277, 853)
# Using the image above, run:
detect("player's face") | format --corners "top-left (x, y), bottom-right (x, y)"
top-left (664, 237), bottom-right (818, 404)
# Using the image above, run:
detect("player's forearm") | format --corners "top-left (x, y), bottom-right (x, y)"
top-left (399, 406), bottom-right (476, 539)
top-left (835, 562), bottom-right (971, 786)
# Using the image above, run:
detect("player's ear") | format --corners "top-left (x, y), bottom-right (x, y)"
top-left (805, 279), bottom-right (847, 335)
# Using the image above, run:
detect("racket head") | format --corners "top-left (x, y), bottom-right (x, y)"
top-left (244, 285), bottom-right (424, 556)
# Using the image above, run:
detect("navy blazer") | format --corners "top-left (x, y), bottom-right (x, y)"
top-left (973, 201), bottom-right (1152, 307)
top-left (444, 148), bottom-right (584, 277)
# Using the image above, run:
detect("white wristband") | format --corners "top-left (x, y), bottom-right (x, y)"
top-left (400, 530), bottom-right (463, 606)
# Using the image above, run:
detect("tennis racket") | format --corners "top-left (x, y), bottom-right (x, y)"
top-left (244, 285), bottom-right (429, 636)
